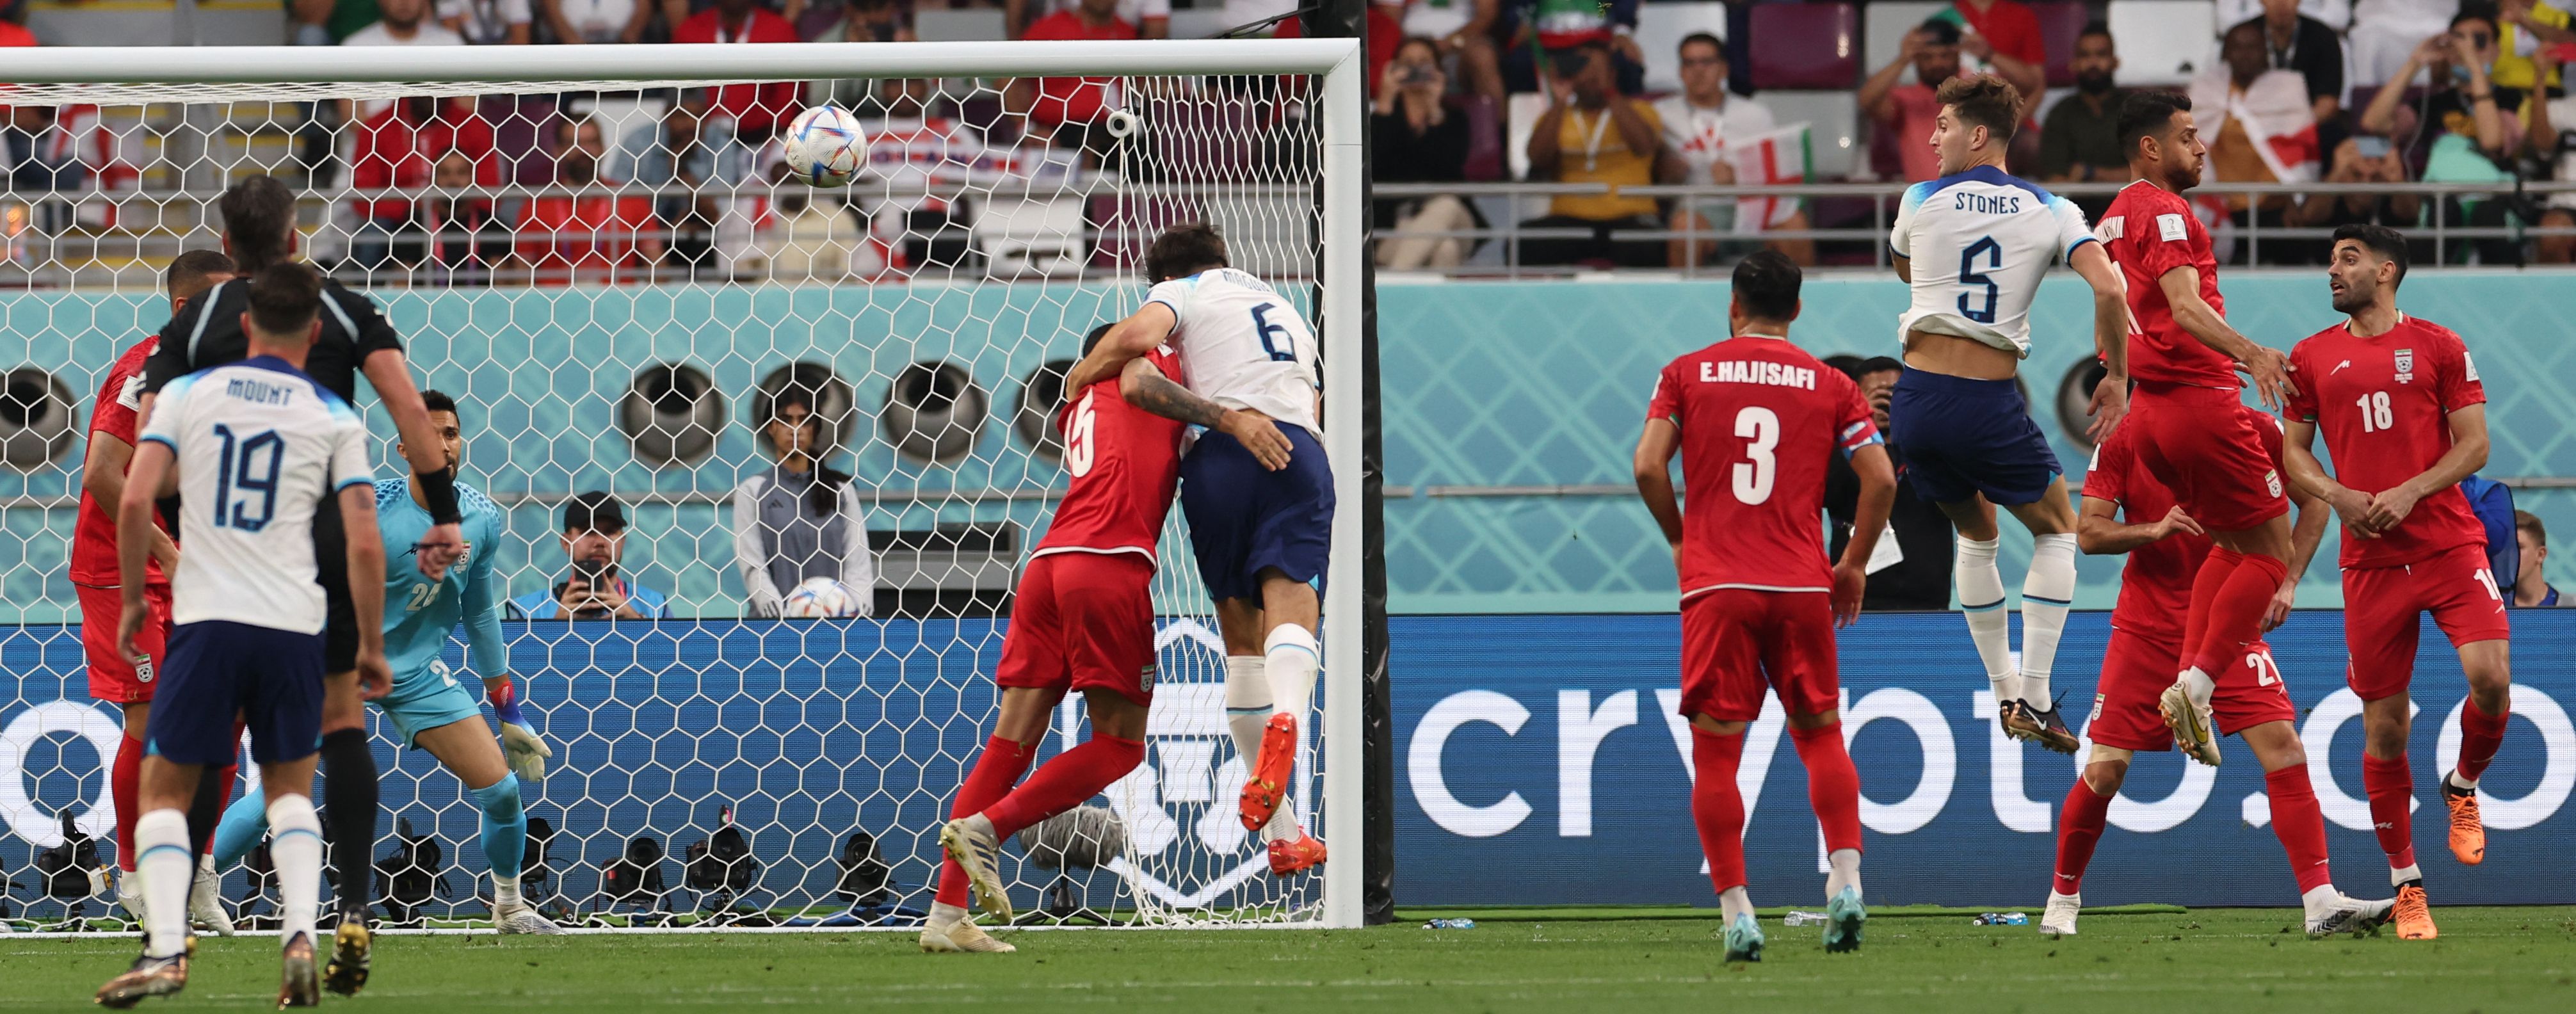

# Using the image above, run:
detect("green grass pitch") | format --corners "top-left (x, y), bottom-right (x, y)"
top-left (6, 907), bottom-right (2573, 1011)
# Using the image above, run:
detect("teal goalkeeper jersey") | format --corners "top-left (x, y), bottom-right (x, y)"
top-left (376, 476), bottom-right (509, 683)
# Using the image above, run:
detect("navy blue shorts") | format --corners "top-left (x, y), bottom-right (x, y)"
top-left (1179, 422), bottom-right (1334, 603)
top-left (1887, 369), bottom-right (2062, 507)
top-left (146, 620), bottom-right (325, 766)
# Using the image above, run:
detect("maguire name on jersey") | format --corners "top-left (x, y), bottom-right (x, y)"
top-left (1144, 268), bottom-right (1323, 437)
top-left (138, 357), bottom-right (374, 634)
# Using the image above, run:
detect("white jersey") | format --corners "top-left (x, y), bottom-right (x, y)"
top-left (139, 357), bottom-right (374, 634)
top-left (1144, 267), bottom-right (1323, 437)
top-left (1888, 165), bottom-right (2097, 357)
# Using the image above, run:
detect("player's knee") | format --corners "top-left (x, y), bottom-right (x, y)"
top-left (2081, 758), bottom-right (2129, 794)
top-left (472, 773), bottom-right (522, 823)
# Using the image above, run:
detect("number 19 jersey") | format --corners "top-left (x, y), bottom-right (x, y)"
top-left (1647, 336), bottom-right (1881, 598)
top-left (1145, 268), bottom-right (1321, 437)
top-left (1889, 165), bottom-right (2097, 356)
top-left (138, 356), bottom-right (374, 634)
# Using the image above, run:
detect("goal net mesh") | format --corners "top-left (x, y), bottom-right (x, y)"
top-left (0, 67), bottom-right (1331, 931)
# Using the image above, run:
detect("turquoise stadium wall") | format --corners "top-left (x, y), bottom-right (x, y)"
top-left (4, 272), bottom-right (2570, 618)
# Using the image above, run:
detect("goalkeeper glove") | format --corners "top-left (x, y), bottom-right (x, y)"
top-left (501, 721), bottom-right (552, 783)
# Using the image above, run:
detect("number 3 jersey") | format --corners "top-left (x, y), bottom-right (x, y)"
top-left (1034, 346), bottom-right (1187, 563)
top-left (1145, 268), bottom-right (1323, 437)
top-left (138, 356), bottom-right (374, 634)
top-left (1646, 336), bottom-right (1881, 599)
top-left (2285, 314), bottom-right (2488, 570)
top-left (1888, 165), bottom-right (2097, 356)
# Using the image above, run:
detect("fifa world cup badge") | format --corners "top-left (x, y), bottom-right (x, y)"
top-left (2394, 348), bottom-right (2414, 384)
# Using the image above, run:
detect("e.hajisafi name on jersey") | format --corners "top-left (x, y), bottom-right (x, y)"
top-left (378, 476), bottom-right (509, 684)
top-left (138, 357), bottom-right (374, 634)
top-left (1888, 165), bottom-right (2098, 357)
top-left (1144, 268), bottom-right (1323, 437)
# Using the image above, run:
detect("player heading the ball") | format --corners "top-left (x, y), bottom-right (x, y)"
top-left (1885, 74), bottom-right (2130, 755)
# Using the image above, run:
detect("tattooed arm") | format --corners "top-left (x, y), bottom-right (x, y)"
top-left (1119, 358), bottom-right (1294, 471)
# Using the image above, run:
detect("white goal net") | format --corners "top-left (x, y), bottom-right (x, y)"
top-left (0, 40), bottom-right (1364, 933)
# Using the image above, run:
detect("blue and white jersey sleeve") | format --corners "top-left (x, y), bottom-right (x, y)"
top-left (135, 374), bottom-right (195, 449)
top-left (1142, 277), bottom-right (1193, 324)
top-left (2048, 195), bottom-right (2097, 261)
top-left (1888, 181), bottom-right (1931, 261)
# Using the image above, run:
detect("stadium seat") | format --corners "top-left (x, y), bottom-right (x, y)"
top-left (1637, 3), bottom-right (1730, 93)
top-left (914, 8), bottom-right (1008, 43)
top-left (1461, 94), bottom-right (1505, 182)
top-left (1747, 4), bottom-right (1860, 91)
top-left (970, 197), bottom-right (1088, 277)
top-left (1864, 1), bottom-right (1951, 86)
top-left (2033, 2), bottom-right (2090, 88)
top-left (1504, 92), bottom-right (1547, 184)
top-left (1168, 9), bottom-right (1234, 40)
top-left (1757, 91), bottom-right (1862, 181)
top-left (1088, 194), bottom-right (1203, 270)
top-left (2106, 1), bottom-right (2217, 86)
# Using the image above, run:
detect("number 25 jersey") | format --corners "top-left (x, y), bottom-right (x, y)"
top-left (1145, 268), bottom-right (1322, 437)
top-left (138, 357), bottom-right (374, 634)
top-left (1647, 336), bottom-right (1881, 599)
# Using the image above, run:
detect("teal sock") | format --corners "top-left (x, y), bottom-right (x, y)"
top-left (211, 791), bottom-right (270, 870)
top-left (472, 774), bottom-right (526, 882)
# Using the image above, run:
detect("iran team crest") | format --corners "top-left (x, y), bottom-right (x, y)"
top-left (2394, 348), bottom-right (2415, 384)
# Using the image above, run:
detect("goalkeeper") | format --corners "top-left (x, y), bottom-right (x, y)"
top-left (211, 391), bottom-right (561, 934)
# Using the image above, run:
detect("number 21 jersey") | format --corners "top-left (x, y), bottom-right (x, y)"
top-left (1145, 268), bottom-right (1322, 437)
top-left (1647, 336), bottom-right (1881, 598)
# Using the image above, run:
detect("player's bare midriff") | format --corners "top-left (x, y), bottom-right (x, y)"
top-left (1902, 329), bottom-right (2019, 381)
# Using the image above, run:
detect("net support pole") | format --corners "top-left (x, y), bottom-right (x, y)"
top-left (1317, 33), bottom-right (1370, 932)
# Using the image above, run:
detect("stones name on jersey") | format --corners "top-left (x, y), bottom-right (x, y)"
top-left (1699, 358), bottom-right (1819, 390)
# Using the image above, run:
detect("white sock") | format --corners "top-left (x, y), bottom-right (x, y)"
top-left (266, 794), bottom-right (324, 946)
top-left (1718, 885), bottom-right (1755, 924)
top-left (134, 809), bottom-right (192, 959)
top-left (2180, 666), bottom-right (2217, 707)
top-left (1956, 536), bottom-right (2017, 703)
top-left (2446, 769), bottom-right (2478, 793)
top-left (1222, 655), bottom-right (1272, 781)
top-left (2301, 883), bottom-right (2341, 921)
top-left (1824, 848), bottom-right (1862, 900)
top-left (2019, 533), bottom-right (2078, 709)
top-left (2390, 862), bottom-right (2422, 887)
top-left (1262, 625), bottom-right (1321, 842)
top-left (928, 900), bottom-right (968, 930)
top-left (494, 873), bottom-right (523, 909)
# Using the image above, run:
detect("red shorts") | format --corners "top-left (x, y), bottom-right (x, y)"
top-left (995, 551), bottom-right (1159, 708)
top-left (1678, 589), bottom-right (1838, 723)
top-left (78, 581), bottom-right (170, 705)
top-left (2127, 384), bottom-right (2288, 533)
top-left (2084, 627), bottom-right (2298, 750)
top-left (2340, 542), bottom-right (2512, 701)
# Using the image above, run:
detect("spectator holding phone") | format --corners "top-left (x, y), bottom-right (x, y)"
top-left (508, 491), bottom-right (673, 620)
top-left (1374, 36), bottom-right (1479, 270)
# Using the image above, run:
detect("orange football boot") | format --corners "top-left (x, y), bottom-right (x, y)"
top-left (2392, 883), bottom-right (2438, 940)
top-left (1238, 713), bottom-right (1298, 832)
top-left (2443, 783), bottom-right (2486, 865)
top-left (1267, 833), bottom-right (1328, 876)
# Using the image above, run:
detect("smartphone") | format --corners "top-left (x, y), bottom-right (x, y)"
top-left (572, 558), bottom-right (610, 588)
top-left (2355, 136), bottom-right (2391, 159)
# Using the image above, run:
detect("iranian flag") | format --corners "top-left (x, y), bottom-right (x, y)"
top-left (1723, 122), bottom-right (1813, 232)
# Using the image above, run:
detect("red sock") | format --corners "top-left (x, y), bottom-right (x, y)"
top-left (2360, 753), bottom-right (2417, 871)
top-left (2456, 700), bottom-right (2509, 785)
top-left (1690, 727), bottom-right (1747, 896)
top-left (2052, 778), bottom-right (2113, 894)
top-left (2179, 548), bottom-right (2245, 671)
top-left (200, 762), bottom-right (236, 856)
top-left (2264, 764), bottom-right (2334, 893)
top-left (933, 736), bottom-right (1037, 909)
top-left (113, 734), bottom-right (144, 872)
top-left (2189, 552), bottom-right (2288, 679)
top-left (1787, 723), bottom-right (1862, 855)
top-left (982, 734), bottom-right (1145, 839)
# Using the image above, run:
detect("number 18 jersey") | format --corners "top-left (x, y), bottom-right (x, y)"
top-left (138, 357), bottom-right (374, 634)
top-left (1647, 336), bottom-right (1881, 598)
top-left (1889, 165), bottom-right (2097, 357)
top-left (1145, 268), bottom-right (1322, 437)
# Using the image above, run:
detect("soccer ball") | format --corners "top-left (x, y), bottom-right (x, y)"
top-left (782, 104), bottom-right (866, 187)
top-left (780, 577), bottom-right (863, 618)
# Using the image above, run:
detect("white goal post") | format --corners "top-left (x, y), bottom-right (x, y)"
top-left (2, 40), bottom-right (1368, 931)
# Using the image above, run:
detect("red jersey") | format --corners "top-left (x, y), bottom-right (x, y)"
top-left (70, 340), bottom-right (172, 587)
top-left (670, 10), bottom-right (803, 135)
top-left (2086, 404), bottom-right (2285, 645)
top-left (1035, 347), bottom-right (1187, 562)
top-left (1647, 336), bottom-right (1880, 597)
top-left (1022, 11), bottom-right (1140, 125)
top-left (2285, 314), bottom-right (2488, 569)
top-left (2097, 181), bottom-right (2236, 389)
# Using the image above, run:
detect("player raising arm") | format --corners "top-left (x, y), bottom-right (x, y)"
top-left (95, 263), bottom-right (389, 1010)
top-left (2281, 223), bottom-right (2509, 942)
top-left (1063, 224), bottom-right (1328, 873)
top-left (1634, 252), bottom-right (1895, 962)
top-left (2040, 398), bottom-right (2392, 939)
top-left (207, 390), bottom-right (561, 935)
top-left (1884, 74), bottom-right (2130, 753)
top-left (930, 325), bottom-right (1280, 953)
top-left (2095, 92), bottom-right (2303, 768)
top-left (75, 250), bottom-right (240, 935)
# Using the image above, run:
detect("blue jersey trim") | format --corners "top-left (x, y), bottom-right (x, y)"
top-left (139, 433), bottom-right (177, 451)
top-left (2066, 234), bottom-right (2101, 260)
top-left (333, 476), bottom-right (373, 492)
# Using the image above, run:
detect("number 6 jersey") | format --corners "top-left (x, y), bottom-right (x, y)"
top-left (1646, 336), bottom-right (1881, 599)
top-left (138, 356), bottom-right (373, 634)
top-left (1145, 268), bottom-right (1323, 437)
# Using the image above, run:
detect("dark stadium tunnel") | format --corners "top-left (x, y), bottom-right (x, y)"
top-left (619, 362), bottom-right (725, 467)
top-left (0, 367), bottom-right (77, 470)
top-left (881, 360), bottom-right (988, 465)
